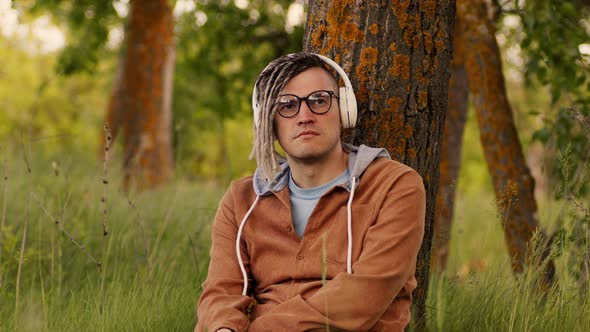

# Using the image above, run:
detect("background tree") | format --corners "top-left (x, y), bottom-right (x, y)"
top-left (432, 0), bottom-right (589, 281)
top-left (104, 0), bottom-right (175, 190)
top-left (431, 17), bottom-right (469, 273)
top-left (303, 0), bottom-right (455, 328)
top-left (21, 0), bottom-right (175, 190)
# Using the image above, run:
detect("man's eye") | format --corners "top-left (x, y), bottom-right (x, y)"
top-left (309, 97), bottom-right (328, 106)
top-left (279, 102), bottom-right (297, 111)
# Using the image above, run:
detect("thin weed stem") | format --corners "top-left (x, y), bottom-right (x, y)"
top-left (151, 187), bottom-right (178, 263)
top-left (100, 123), bottom-right (112, 313)
top-left (0, 147), bottom-right (8, 288)
top-left (31, 192), bottom-right (99, 266)
top-left (188, 235), bottom-right (200, 277)
top-left (125, 192), bottom-right (151, 281)
top-left (15, 140), bottom-right (33, 319)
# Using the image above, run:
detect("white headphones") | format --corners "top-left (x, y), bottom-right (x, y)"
top-left (252, 53), bottom-right (358, 129)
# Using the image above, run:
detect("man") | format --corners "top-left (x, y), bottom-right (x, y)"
top-left (196, 53), bottom-right (425, 332)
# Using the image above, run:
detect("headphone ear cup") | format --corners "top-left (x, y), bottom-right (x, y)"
top-left (339, 86), bottom-right (357, 128)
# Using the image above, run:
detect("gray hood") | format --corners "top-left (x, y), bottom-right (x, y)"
top-left (252, 143), bottom-right (390, 196)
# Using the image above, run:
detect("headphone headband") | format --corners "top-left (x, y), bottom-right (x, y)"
top-left (252, 53), bottom-right (358, 129)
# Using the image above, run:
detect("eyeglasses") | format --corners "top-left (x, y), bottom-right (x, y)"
top-left (276, 90), bottom-right (339, 118)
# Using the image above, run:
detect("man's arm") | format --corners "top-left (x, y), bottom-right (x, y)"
top-left (248, 171), bottom-right (426, 331)
top-left (195, 186), bottom-right (253, 332)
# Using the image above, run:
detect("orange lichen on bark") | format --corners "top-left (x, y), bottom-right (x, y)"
top-left (342, 22), bottom-right (365, 42)
top-left (434, 18), bottom-right (448, 52)
top-left (421, 0), bottom-right (437, 20)
top-left (418, 89), bottom-right (428, 110)
top-left (361, 47), bottom-right (378, 64)
top-left (310, 25), bottom-right (328, 48)
top-left (402, 19), bottom-right (416, 47)
top-left (389, 42), bottom-right (398, 52)
top-left (424, 31), bottom-right (434, 54)
top-left (405, 123), bottom-right (413, 138)
top-left (392, 0), bottom-right (411, 29)
top-left (355, 47), bottom-right (379, 103)
top-left (412, 12), bottom-right (423, 49)
top-left (382, 95), bottom-right (407, 158)
top-left (322, 0), bottom-right (364, 52)
top-left (386, 96), bottom-right (403, 113)
top-left (415, 71), bottom-right (430, 86)
top-left (389, 54), bottom-right (410, 80)
top-left (369, 23), bottom-right (379, 35)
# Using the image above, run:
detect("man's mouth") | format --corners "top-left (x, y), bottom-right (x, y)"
top-left (296, 130), bottom-right (319, 138)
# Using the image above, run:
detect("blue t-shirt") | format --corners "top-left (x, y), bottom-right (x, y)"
top-left (288, 168), bottom-right (350, 238)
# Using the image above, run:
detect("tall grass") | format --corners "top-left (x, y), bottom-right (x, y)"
top-left (0, 147), bottom-right (220, 331)
top-left (426, 144), bottom-right (590, 331)
top-left (0, 144), bottom-right (589, 331)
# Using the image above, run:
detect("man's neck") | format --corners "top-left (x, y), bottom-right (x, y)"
top-left (287, 145), bottom-right (349, 189)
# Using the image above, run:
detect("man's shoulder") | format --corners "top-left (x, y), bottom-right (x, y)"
top-left (228, 174), bottom-right (255, 193)
top-left (367, 157), bottom-right (421, 180)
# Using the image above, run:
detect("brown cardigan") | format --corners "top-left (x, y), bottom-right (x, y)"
top-left (196, 157), bottom-right (425, 332)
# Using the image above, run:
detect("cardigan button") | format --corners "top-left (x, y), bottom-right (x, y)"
top-left (297, 254), bottom-right (304, 260)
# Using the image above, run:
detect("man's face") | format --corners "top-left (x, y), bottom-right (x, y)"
top-left (273, 67), bottom-right (342, 163)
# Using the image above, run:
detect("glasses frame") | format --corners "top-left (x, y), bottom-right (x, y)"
top-left (276, 90), bottom-right (339, 119)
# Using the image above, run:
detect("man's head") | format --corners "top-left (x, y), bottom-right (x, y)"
top-left (251, 53), bottom-right (355, 181)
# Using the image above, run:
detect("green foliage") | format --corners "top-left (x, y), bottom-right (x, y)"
top-left (504, 1), bottom-right (590, 197)
top-left (0, 35), bottom-right (108, 153)
top-left (15, 0), bottom-right (122, 74)
top-left (173, 0), bottom-right (304, 178)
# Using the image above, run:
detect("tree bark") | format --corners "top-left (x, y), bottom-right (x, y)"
top-left (431, 8), bottom-right (470, 274)
top-left (304, 0), bottom-right (456, 329)
top-left (102, 0), bottom-right (175, 190)
top-left (458, 0), bottom-right (554, 284)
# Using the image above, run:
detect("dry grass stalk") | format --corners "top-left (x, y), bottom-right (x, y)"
top-left (99, 123), bottom-right (112, 314)
top-left (125, 193), bottom-right (151, 280)
top-left (150, 188), bottom-right (178, 263)
top-left (15, 146), bottom-right (32, 317)
top-left (31, 192), bottom-right (99, 266)
top-left (102, 123), bottom-right (111, 239)
top-left (0, 148), bottom-right (7, 288)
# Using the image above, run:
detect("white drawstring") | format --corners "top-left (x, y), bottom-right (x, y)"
top-left (237, 177), bottom-right (356, 294)
top-left (346, 176), bottom-right (357, 274)
top-left (236, 196), bottom-right (260, 296)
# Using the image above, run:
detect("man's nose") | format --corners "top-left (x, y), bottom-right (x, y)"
top-left (297, 101), bottom-right (315, 124)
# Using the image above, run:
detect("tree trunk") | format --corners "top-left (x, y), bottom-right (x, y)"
top-left (304, 0), bottom-right (456, 329)
top-left (102, 0), bottom-right (175, 190)
top-left (431, 10), bottom-right (470, 274)
top-left (458, 0), bottom-right (554, 284)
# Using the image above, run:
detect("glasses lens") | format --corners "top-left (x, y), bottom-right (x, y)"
top-left (277, 96), bottom-right (300, 118)
top-left (308, 91), bottom-right (332, 114)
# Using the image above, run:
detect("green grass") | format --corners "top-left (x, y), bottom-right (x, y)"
top-left (0, 149), bottom-right (589, 331)
top-left (0, 149), bottom-right (221, 331)
top-left (425, 188), bottom-right (590, 331)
